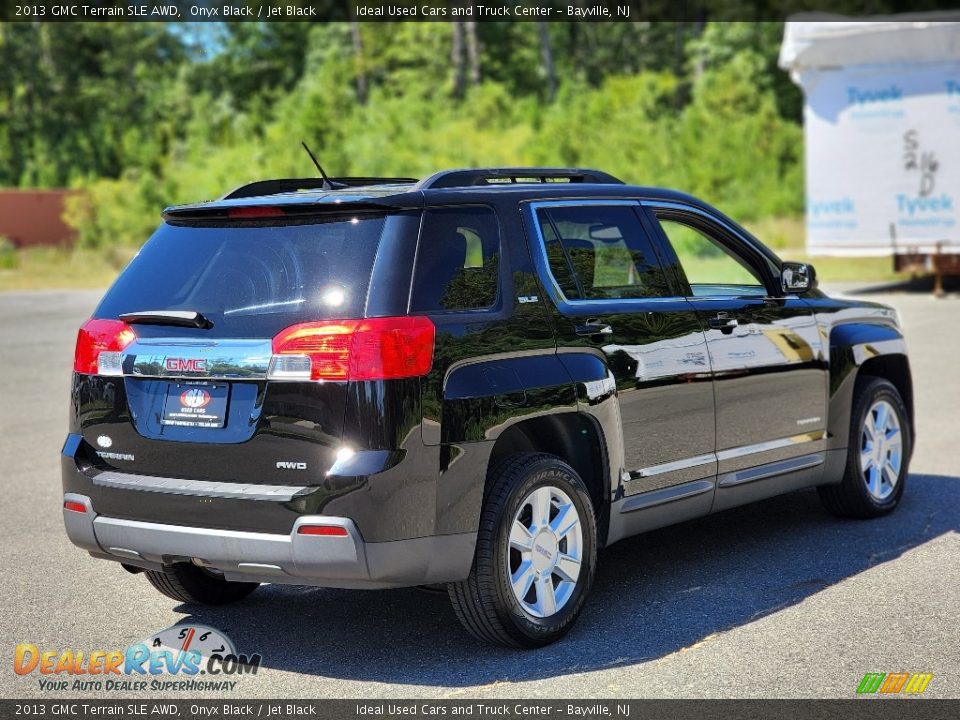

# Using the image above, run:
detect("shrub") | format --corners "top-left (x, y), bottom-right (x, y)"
top-left (0, 236), bottom-right (18, 269)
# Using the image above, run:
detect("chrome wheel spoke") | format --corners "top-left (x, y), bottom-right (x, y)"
top-left (511, 560), bottom-right (536, 600)
top-left (510, 521), bottom-right (534, 552)
top-left (887, 444), bottom-right (902, 469)
top-left (860, 446), bottom-right (874, 472)
top-left (874, 403), bottom-right (890, 436)
top-left (535, 575), bottom-right (557, 617)
top-left (867, 465), bottom-right (881, 497)
top-left (529, 487), bottom-right (553, 529)
top-left (881, 460), bottom-right (899, 487)
top-left (550, 503), bottom-right (578, 539)
top-left (554, 552), bottom-right (581, 583)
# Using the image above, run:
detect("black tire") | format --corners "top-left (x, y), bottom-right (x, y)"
top-left (144, 563), bottom-right (260, 606)
top-left (448, 452), bottom-right (598, 649)
top-left (818, 377), bottom-right (911, 518)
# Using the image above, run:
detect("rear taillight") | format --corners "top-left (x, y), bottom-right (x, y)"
top-left (63, 500), bottom-right (87, 514)
top-left (73, 319), bottom-right (137, 375)
top-left (270, 316), bottom-right (435, 382)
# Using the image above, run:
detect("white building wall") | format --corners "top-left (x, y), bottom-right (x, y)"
top-left (781, 19), bottom-right (960, 256)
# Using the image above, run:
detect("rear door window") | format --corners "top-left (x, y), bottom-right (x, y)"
top-left (95, 215), bottom-right (389, 337)
top-left (535, 204), bottom-right (672, 300)
top-left (410, 206), bottom-right (501, 313)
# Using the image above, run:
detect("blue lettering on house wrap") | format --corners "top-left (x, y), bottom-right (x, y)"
top-left (897, 194), bottom-right (954, 215)
top-left (847, 85), bottom-right (903, 105)
top-left (809, 197), bottom-right (855, 216)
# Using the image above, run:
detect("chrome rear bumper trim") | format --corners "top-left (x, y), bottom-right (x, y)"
top-left (92, 470), bottom-right (310, 502)
top-left (122, 337), bottom-right (273, 380)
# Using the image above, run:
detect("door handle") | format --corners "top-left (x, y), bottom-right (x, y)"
top-left (575, 320), bottom-right (614, 337)
top-left (708, 313), bottom-right (739, 333)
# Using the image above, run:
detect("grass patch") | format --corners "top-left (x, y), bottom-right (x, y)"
top-left (0, 246), bottom-right (130, 291)
top-left (788, 255), bottom-right (899, 284)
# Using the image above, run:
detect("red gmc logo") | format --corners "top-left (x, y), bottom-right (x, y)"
top-left (165, 358), bottom-right (208, 373)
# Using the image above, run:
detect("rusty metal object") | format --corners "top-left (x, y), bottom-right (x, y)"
top-left (893, 242), bottom-right (960, 296)
top-left (0, 189), bottom-right (80, 248)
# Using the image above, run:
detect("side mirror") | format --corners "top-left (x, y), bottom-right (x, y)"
top-left (780, 262), bottom-right (817, 294)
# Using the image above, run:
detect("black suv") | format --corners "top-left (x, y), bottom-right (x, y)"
top-left (63, 168), bottom-right (913, 648)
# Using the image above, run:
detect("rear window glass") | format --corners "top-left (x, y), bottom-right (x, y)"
top-left (95, 216), bottom-right (387, 337)
top-left (410, 206), bottom-right (501, 313)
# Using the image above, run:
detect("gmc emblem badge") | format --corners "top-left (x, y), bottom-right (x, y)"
top-left (165, 358), bottom-right (208, 373)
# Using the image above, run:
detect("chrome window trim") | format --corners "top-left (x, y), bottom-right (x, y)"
top-left (525, 198), bottom-right (782, 308)
top-left (644, 200), bottom-right (780, 267)
top-left (684, 295), bottom-right (801, 302)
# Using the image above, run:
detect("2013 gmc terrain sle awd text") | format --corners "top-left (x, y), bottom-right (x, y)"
top-left (62, 168), bottom-right (913, 648)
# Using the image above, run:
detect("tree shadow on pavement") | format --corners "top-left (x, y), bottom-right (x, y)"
top-left (175, 473), bottom-right (959, 687)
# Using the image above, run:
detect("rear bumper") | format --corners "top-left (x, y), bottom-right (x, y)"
top-left (63, 492), bottom-right (475, 589)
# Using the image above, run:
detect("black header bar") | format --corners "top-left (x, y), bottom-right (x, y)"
top-left (2, 1), bottom-right (959, 23)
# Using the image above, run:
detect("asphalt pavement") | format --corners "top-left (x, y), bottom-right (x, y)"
top-left (1, 286), bottom-right (957, 699)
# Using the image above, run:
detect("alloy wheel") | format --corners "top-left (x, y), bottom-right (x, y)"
top-left (507, 485), bottom-right (583, 619)
top-left (860, 399), bottom-right (903, 501)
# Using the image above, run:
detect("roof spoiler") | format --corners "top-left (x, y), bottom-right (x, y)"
top-left (222, 177), bottom-right (418, 200)
top-left (162, 200), bottom-right (404, 224)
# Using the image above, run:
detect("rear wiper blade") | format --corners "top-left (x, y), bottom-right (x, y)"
top-left (119, 310), bottom-right (213, 329)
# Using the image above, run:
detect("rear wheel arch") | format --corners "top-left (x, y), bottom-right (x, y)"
top-left (448, 451), bottom-right (599, 647)
top-left (487, 413), bottom-right (610, 547)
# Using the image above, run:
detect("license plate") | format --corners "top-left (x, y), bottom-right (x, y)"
top-left (161, 383), bottom-right (229, 428)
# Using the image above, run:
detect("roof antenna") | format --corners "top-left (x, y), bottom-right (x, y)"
top-left (301, 140), bottom-right (333, 189)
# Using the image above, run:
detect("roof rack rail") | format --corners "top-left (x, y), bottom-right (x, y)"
top-left (223, 176), bottom-right (418, 200)
top-left (416, 168), bottom-right (624, 189)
